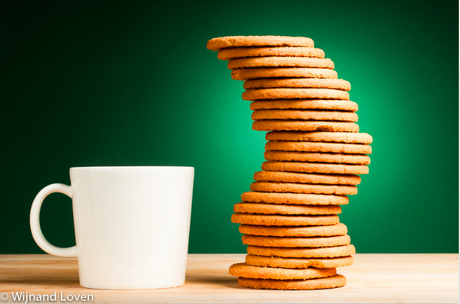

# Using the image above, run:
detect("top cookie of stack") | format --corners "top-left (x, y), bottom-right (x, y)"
top-left (207, 35), bottom-right (372, 291)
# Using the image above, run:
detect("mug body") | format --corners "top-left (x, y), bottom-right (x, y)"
top-left (70, 166), bottom-right (194, 289)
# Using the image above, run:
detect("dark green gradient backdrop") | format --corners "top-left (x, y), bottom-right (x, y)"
top-left (1, 0), bottom-right (458, 254)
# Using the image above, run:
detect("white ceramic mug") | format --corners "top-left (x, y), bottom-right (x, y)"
top-left (30, 166), bottom-right (194, 289)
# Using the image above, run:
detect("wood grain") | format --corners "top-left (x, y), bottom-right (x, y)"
top-left (0, 254), bottom-right (457, 303)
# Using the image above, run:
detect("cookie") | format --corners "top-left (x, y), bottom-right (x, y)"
top-left (207, 36), bottom-right (314, 51)
top-left (241, 191), bottom-right (349, 205)
top-left (246, 255), bottom-right (354, 269)
top-left (242, 234), bottom-right (351, 248)
top-left (250, 182), bottom-right (357, 195)
top-left (244, 79), bottom-right (351, 91)
top-left (239, 223), bottom-right (348, 237)
top-left (250, 99), bottom-right (358, 111)
top-left (228, 262), bottom-right (336, 280)
top-left (232, 68), bottom-right (338, 81)
top-left (251, 110), bottom-right (358, 122)
top-left (237, 274), bottom-right (346, 290)
top-left (234, 202), bottom-right (342, 215)
top-left (266, 131), bottom-right (373, 144)
top-left (217, 47), bottom-right (325, 60)
top-left (228, 57), bottom-right (334, 70)
top-left (231, 213), bottom-right (339, 226)
top-left (265, 141), bottom-right (372, 154)
top-left (253, 121), bottom-right (359, 132)
top-left (262, 161), bottom-right (369, 175)
top-left (264, 151), bottom-right (371, 165)
top-left (243, 88), bottom-right (349, 101)
top-left (247, 244), bottom-right (356, 258)
top-left (253, 171), bottom-right (361, 185)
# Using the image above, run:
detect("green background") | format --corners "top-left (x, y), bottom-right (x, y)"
top-left (1, 0), bottom-right (458, 254)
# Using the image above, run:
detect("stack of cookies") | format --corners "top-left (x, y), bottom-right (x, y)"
top-left (207, 36), bottom-right (372, 290)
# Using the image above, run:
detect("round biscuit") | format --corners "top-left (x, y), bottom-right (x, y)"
top-left (232, 68), bottom-right (338, 81)
top-left (244, 79), bottom-right (351, 91)
top-left (237, 274), bottom-right (346, 290)
top-left (262, 161), bottom-right (369, 175)
top-left (265, 141), bottom-right (371, 154)
top-left (253, 171), bottom-right (361, 185)
top-left (234, 202), bottom-right (342, 215)
top-left (266, 131), bottom-right (373, 143)
top-left (247, 244), bottom-right (356, 258)
top-left (231, 213), bottom-right (339, 226)
top-left (239, 223), bottom-right (348, 237)
top-left (207, 36), bottom-right (314, 51)
top-left (218, 47), bottom-right (325, 60)
top-left (229, 262), bottom-right (336, 280)
top-left (241, 191), bottom-right (349, 205)
top-left (253, 121), bottom-right (359, 132)
top-left (250, 182), bottom-right (357, 195)
top-left (242, 234), bottom-right (351, 248)
top-left (246, 255), bottom-right (354, 269)
top-left (250, 99), bottom-right (358, 111)
top-left (243, 88), bottom-right (349, 100)
top-left (252, 110), bottom-right (358, 122)
top-left (228, 57), bottom-right (334, 70)
top-left (264, 151), bottom-right (371, 164)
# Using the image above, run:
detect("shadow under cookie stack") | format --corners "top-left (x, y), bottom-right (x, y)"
top-left (207, 36), bottom-right (372, 290)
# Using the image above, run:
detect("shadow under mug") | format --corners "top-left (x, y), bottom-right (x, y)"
top-left (30, 166), bottom-right (194, 289)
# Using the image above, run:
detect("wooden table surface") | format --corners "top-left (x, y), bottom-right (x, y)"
top-left (0, 254), bottom-right (457, 303)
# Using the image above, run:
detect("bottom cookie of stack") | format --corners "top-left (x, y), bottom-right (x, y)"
top-left (237, 275), bottom-right (347, 290)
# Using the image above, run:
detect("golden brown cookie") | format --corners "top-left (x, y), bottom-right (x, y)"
top-left (243, 88), bottom-right (349, 101)
top-left (234, 202), bottom-right (342, 215)
top-left (253, 121), bottom-right (359, 132)
top-left (241, 191), bottom-right (349, 205)
top-left (228, 57), bottom-right (334, 70)
top-left (247, 244), bottom-right (356, 258)
top-left (245, 255), bottom-right (353, 269)
top-left (244, 79), bottom-right (351, 91)
top-left (266, 131), bottom-right (373, 144)
top-left (250, 182), bottom-right (357, 195)
top-left (231, 213), bottom-right (339, 226)
top-left (232, 68), bottom-right (338, 81)
top-left (264, 151), bottom-right (371, 165)
top-left (237, 275), bottom-right (346, 290)
top-left (207, 36), bottom-right (315, 51)
top-left (253, 171), bottom-right (361, 185)
top-left (265, 141), bottom-right (372, 154)
top-left (239, 223), bottom-right (348, 237)
top-left (262, 161), bottom-right (369, 175)
top-left (242, 234), bottom-right (351, 248)
top-left (229, 262), bottom-right (336, 280)
top-left (250, 99), bottom-right (358, 111)
top-left (217, 47), bottom-right (325, 60)
top-left (251, 110), bottom-right (358, 122)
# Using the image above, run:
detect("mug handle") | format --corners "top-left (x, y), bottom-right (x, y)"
top-left (30, 183), bottom-right (77, 257)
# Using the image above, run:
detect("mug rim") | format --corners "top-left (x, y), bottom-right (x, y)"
top-left (70, 166), bottom-right (194, 170)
